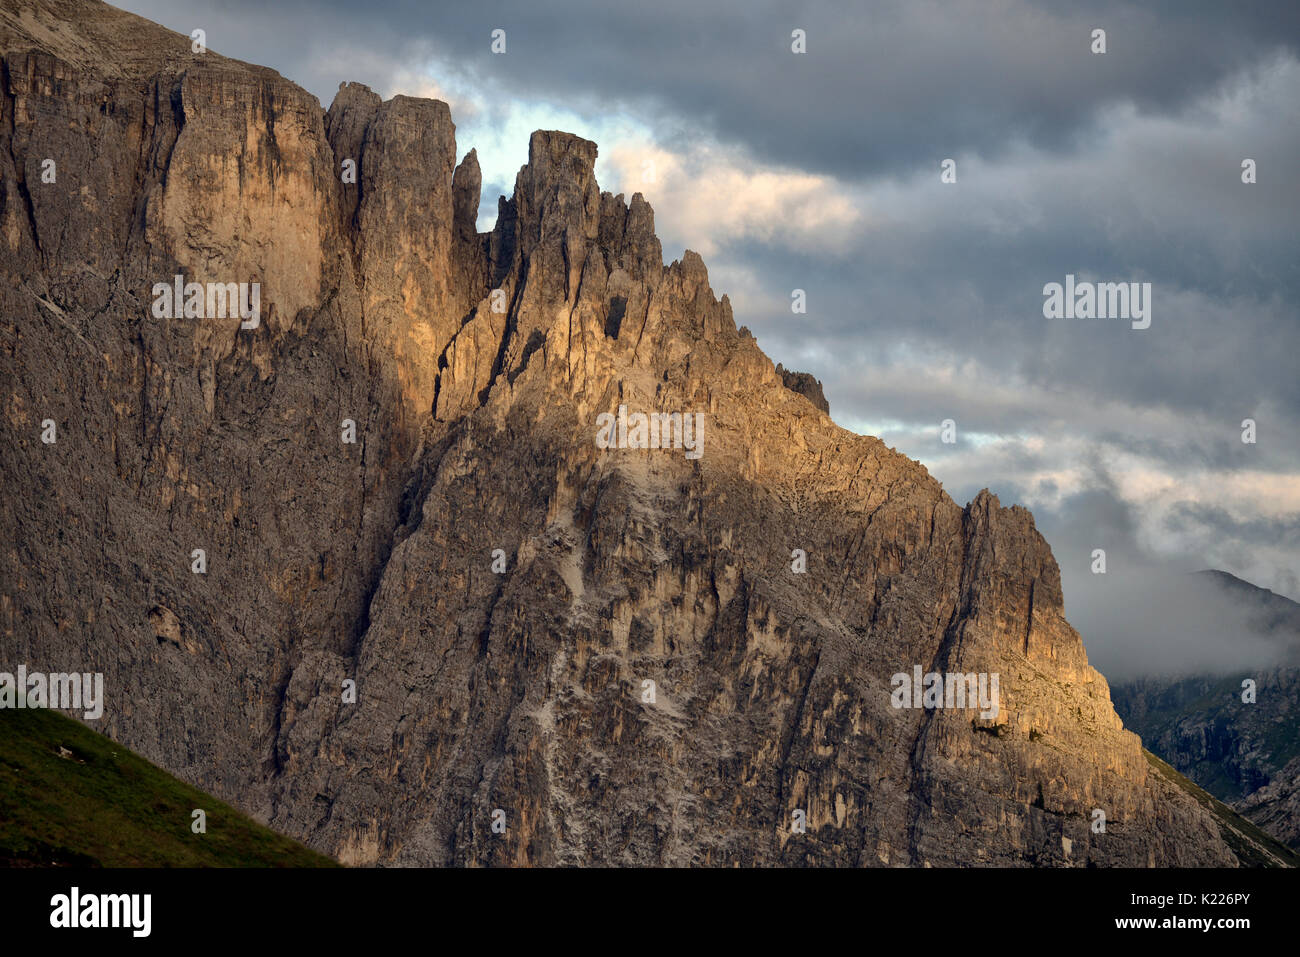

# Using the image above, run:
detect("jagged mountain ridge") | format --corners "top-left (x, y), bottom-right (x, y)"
top-left (0, 0), bottom-right (1289, 866)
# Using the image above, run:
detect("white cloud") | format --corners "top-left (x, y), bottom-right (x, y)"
top-left (601, 140), bottom-right (860, 258)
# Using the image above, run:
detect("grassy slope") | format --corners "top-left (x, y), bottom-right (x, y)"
top-left (1145, 749), bottom-right (1300, 868)
top-left (0, 708), bottom-right (336, 867)
top-left (4, 706), bottom-right (1290, 868)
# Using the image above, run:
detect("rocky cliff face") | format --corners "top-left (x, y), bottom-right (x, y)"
top-left (774, 364), bottom-right (829, 415)
top-left (1237, 756), bottom-right (1300, 849)
top-left (1, 0), bottom-right (1291, 866)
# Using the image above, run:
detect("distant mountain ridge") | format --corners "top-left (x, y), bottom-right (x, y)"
top-left (1192, 570), bottom-right (1300, 660)
top-left (1112, 570), bottom-right (1300, 849)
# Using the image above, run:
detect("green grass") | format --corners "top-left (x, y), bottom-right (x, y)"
top-left (0, 707), bottom-right (337, 867)
top-left (1144, 748), bottom-right (1300, 868)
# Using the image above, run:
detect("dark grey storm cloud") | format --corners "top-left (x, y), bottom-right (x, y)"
top-left (123, 0), bottom-right (1300, 182)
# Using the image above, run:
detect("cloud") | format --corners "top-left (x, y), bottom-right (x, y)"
top-left (1028, 479), bottom-right (1300, 680)
top-left (122, 1), bottom-right (1300, 181)
top-left (601, 140), bottom-right (860, 258)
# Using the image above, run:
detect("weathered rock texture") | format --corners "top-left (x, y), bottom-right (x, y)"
top-left (1237, 756), bottom-right (1300, 849)
top-left (1, 0), bottom-right (1293, 866)
top-left (775, 363), bottom-right (829, 415)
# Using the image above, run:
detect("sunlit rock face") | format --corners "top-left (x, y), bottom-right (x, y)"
top-left (1, 0), bottom-right (1284, 867)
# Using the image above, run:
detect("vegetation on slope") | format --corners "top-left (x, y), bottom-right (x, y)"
top-left (0, 708), bottom-right (336, 867)
top-left (1145, 749), bottom-right (1300, 868)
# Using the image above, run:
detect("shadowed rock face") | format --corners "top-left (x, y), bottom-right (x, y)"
top-left (1238, 756), bottom-right (1300, 849)
top-left (0, 0), bottom-right (1285, 867)
top-left (775, 364), bottom-right (829, 415)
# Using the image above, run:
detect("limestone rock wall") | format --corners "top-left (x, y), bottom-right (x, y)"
top-left (0, 0), bottom-right (1268, 867)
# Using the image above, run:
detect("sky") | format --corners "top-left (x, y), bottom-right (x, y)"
top-left (117, 0), bottom-right (1300, 680)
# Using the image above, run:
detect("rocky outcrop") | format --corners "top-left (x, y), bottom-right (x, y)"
top-left (0, 0), bottom-right (1289, 866)
top-left (775, 364), bottom-right (829, 415)
top-left (1236, 756), bottom-right (1300, 849)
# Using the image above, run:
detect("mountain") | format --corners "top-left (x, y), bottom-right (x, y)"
top-left (1111, 571), bottom-right (1300, 849)
top-left (774, 364), bottom-right (829, 414)
top-left (0, 0), bottom-right (1291, 866)
top-left (1, 707), bottom-right (334, 866)
top-left (1237, 757), bottom-right (1300, 849)
top-left (1143, 749), bottom-right (1296, 867)
top-left (1193, 570), bottom-right (1300, 656)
